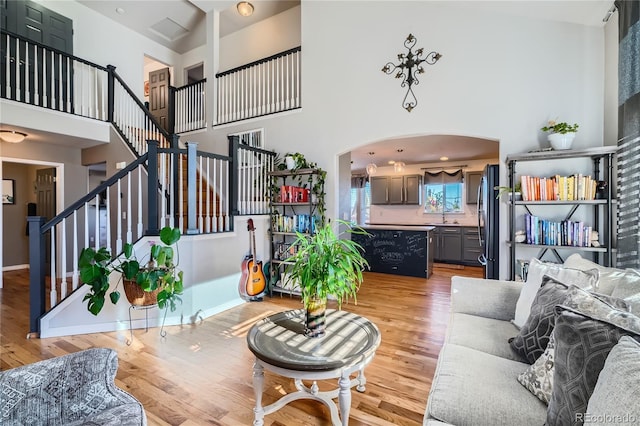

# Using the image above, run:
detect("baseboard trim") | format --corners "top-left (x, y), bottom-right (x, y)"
top-left (3, 264), bottom-right (29, 272)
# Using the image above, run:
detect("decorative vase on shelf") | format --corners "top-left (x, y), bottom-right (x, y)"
top-left (548, 133), bottom-right (575, 150)
top-left (285, 156), bottom-right (296, 170)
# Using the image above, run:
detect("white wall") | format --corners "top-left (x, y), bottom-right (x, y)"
top-left (40, 0), bottom-right (183, 100)
top-left (207, 1), bottom-right (608, 279)
top-left (219, 5), bottom-right (301, 71)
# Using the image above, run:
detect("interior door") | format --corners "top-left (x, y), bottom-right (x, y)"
top-left (1, 0), bottom-right (73, 108)
top-left (149, 67), bottom-right (171, 132)
top-left (36, 167), bottom-right (56, 267)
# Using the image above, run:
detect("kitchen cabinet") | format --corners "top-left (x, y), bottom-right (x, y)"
top-left (353, 226), bottom-right (434, 278)
top-left (462, 226), bottom-right (482, 264)
top-left (466, 171), bottom-right (482, 204)
top-left (439, 227), bottom-right (462, 263)
top-left (371, 175), bottom-right (422, 205)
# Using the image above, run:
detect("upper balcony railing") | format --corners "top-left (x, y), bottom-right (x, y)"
top-left (215, 46), bottom-right (301, 125)
top-left (172, 78), bottom-right (207, 133)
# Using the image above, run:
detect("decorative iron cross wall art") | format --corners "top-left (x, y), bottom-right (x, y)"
top-left (382, 34), bottom-right (442, 112)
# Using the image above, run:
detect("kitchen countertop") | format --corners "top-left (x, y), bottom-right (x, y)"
top-left (365, 223), bottom-right (474, 228)
top-left (360, 224), bottom-right (436, 231)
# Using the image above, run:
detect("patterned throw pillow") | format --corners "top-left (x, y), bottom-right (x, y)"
top-left (516, 287), bottom-right (628, 405)
top-left (517, 332), bottom-right (556, 404)
top-left (510, 276), bottom-right (572, 364)
top-left (512, 258), bottom-right (598, 329)
top-left (546, 294), bottom-right (640, 426)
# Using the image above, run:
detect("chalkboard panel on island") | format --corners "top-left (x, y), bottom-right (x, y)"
top-left (353, 226), bottom-right (434, 278)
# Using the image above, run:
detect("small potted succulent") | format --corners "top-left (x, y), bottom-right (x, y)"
top-left (541, 120), bottom-right (579, 150)
top-left (79, 226), bottom-right (183, 315)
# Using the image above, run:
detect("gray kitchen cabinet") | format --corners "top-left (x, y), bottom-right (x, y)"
top-left (388, 176), bottom-right (404, 204)
top-left (370, 176), bottom-right (389, 204)
top-left (370, 174), bottom-right (422, 205)
top-left (440, 227), bottom-right (463, 263)
top-left (466, 171), bottom-right (482, 204)
top-left (462, 226), bottom-right (482, 265)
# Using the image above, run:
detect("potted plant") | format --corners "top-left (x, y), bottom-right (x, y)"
top-left (495, 182), bottom-right (521, 201)
top-left (275, 151), bottom-right (327, 224)
top-left (79, 226), bottom-right (184, 316)
top-left (284, 220), bottom-right (369, 337)
top-left (541, 120), bottom-right (579, 150)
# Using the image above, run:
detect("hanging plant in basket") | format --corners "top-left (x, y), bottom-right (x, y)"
top-left (79, 226), bottom-right (184, 315)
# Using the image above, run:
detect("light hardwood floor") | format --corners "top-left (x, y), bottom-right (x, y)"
top-left (1, 264), bottom-right (483, 426)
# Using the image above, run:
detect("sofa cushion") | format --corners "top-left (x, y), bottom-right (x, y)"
top-left (563, 253), bottom-right (629, 295)
top-left (610, 268), bottom-right (640, 316)
top-left (447, 313), bottom-right (524, 362)
top-left (512, 258), bottom-right (598, 329)
top-left (585, 336), bottom-right (640, 425)
top-left (509, 276), bottom-right (572, 364)
top-left (426, 344), bottom-right (547, 426)
top-left (546, 296), bottom-right (640, 426)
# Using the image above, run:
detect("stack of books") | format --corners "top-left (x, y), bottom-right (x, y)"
top-left (524, 213), bottom-right (592, 247)
top-left (519, 174), bottom-right (597, 201)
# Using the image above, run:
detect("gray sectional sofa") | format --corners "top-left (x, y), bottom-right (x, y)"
top-left (0, 348), bottom-right (146, 425)
top-left (424, 254), bottom-right (640, 426)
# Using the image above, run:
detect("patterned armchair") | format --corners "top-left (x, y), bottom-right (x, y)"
top-left (0, 348), bottom-right (146, 425)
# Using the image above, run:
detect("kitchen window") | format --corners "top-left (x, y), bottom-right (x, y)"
top-left (424, 169), bottom-right (464, 213)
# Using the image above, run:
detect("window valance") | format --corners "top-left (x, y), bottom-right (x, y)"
top-left (424, 169), bottom-right (463, 185)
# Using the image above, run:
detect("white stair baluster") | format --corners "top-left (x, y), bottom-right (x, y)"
top-left (72, 211), bottom-right (79, 290)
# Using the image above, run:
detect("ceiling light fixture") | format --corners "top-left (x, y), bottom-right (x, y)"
top-left (382, 34), bottom-right (442, 112)
top-left (115, 7), bottom-right (125, 14)
top-left (440, 156), bottom-right (449, 161)
top-left (366, 152), bottom-right (377, 176)
top-left (394, 161), bottom-right (406, 173)
top-left (0, 130), bottom-right (27, 143)
top-left (236, 2), bottom-right (254, 17)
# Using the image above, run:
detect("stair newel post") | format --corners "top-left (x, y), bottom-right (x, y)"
top-left (186, 142), bottom-right (199, 235)
top-left (146, 140), bottom-right (160, 235)
top-left (170, 133), bottom-right (181, 228)
top-left (27, 216), bottom-right (46, 336)
top-left (228, 135), bottom-right (240, 216)
top-left (107, 65), bottom-right (116, 123)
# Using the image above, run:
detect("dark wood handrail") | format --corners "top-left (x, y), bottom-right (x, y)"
top-left (173, 78), bottom-right (207, 92)
top-left (215, 46), bottom-right (301, 78)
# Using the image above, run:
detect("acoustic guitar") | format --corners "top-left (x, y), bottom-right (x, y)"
top-left (239, 218), bottom-right (267, 300)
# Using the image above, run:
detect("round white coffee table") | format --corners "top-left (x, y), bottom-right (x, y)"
top-left (247, 309), bottom-right (381, 426)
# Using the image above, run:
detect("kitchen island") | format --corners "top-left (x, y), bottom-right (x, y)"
top-left (352, 225), bottom-right (435, 278)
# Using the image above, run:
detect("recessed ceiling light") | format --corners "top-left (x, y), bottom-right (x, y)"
top-left (388, 160), bottom-right (396, 165)
top-left (116, 7), bottom-right (125, 14)
top-left (440, 156), bottom-right (449, 161)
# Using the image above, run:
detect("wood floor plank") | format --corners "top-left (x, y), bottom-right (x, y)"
top-left (1, 265), bottom-right (483, 425)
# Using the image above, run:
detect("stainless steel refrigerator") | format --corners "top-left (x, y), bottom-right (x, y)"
top-left (477, 164), bottom-right (500, 279)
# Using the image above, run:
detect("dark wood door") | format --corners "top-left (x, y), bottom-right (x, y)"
top-left (35, 167), bottom-right (56, 267)
top-left (1, 0), bottom-right (73, 108)
top-left (149, 67), bottom-right (171, 132)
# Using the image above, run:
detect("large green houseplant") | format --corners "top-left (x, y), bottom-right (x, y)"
top-left (79, 226), bottom-right (183, 315)
top-left (284, 220), bottom-right (369, 337)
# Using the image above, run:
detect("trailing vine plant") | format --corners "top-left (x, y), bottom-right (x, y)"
top-left (277, 152), bottom-right (326, 225)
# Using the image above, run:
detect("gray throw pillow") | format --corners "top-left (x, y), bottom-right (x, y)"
top-left (516, 287), bottom-right (627, 405)
top-left (584, 336), bottom-right (640, 425)
top-left (546, 296), bottom-right (640, 426)
top-left (510, 276), bottom-right (571, 364)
